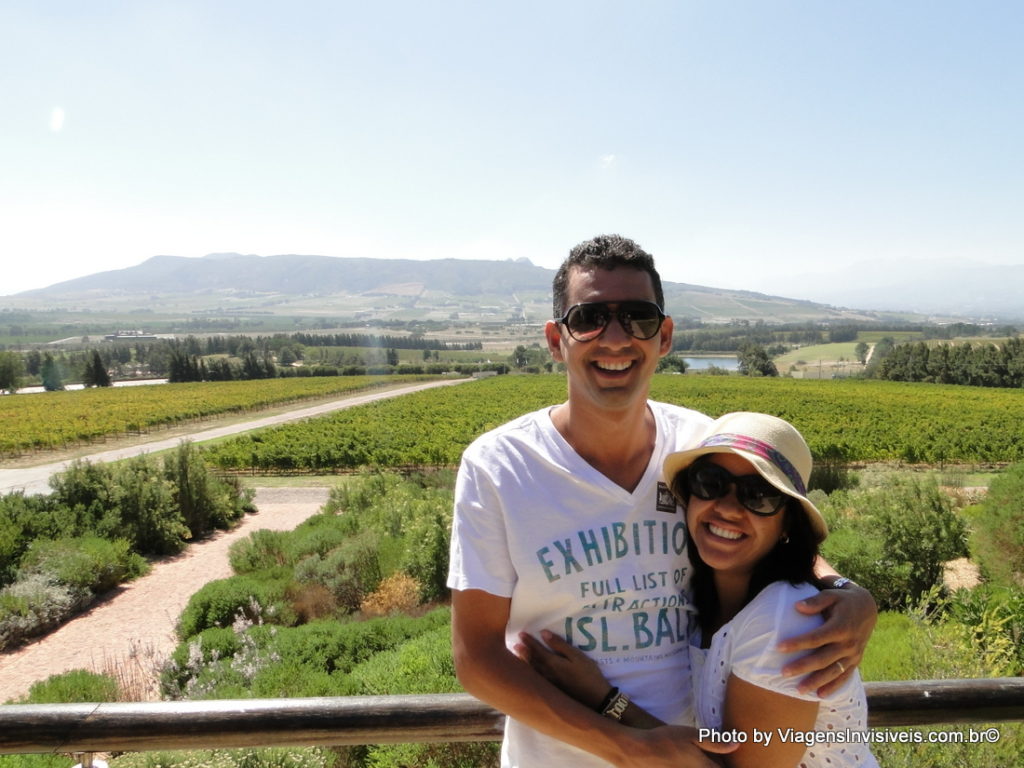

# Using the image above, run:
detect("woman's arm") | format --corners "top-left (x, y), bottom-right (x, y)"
top-left (778, 557), bottom-right (878, 697)
top-left (720, 675), bottom-right (818, 768)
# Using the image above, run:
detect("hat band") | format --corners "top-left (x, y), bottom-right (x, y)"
top-left (699, 433), bottom-right (807, 496)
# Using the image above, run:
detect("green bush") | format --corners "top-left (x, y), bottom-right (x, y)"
top-left (18, 536), bottom-right (148, 594)
top-left (110, 747), bottom-right (339, 768)
top-left (294, 530), bottom-right (383, 613)
top-left (177, 575), bottom-right (295, 640)
top-left (0, 574), bottom-right (87, 651)
top-left (945, 584), bottom-right (1024, 675)
top-left (167, 626), bottom-right (241, 670)
top-left (348, 625), bottom-right (459, 694)
top-left (398, 502), bottom-right (452, 602)
top-left (968, 462), bottom-right (1024, 587)
top-left (229, 529), bottom-right (292, 573)
top-left (0, 492), bottom-right (61, 587)
top-left (821, 475), bottom-right (969, 609)
top-left (861, 604), bottom-right (1024, 767)
top-left (349, 625), bottom-right (496, 768)
top-left (165, 441), bottom-right (253, 536)
top-left (110, 456), bottom-right (191, 555)
top-left (808, 443), bottom-right (859, 494)
top-left (0, 755), bottom-right (70, 768)
top-left (323, 472), bottom-right (454, 601)
top-left (20, 668), bottom-right (119, 704)
top-left (162, 608), bottom-right (452, 701)
top-left (0, 669), bottom-right (123, 768)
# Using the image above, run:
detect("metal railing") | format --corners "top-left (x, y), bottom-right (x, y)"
top-left (2, 679), bottom-right (1023, 757)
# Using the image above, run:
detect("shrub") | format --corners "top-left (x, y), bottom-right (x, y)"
top-left (0, 492), bottom-right (60, 587)
top-left (348, 625), bottom-right (459, 695)
top-left (165, 441), bottom-right (253, 536)
top-left (109, 455), bottom-right (190, 555)
top-left (111, 747), bottom-right (338, 768)
top-left (21, 668), bottom-right (120, 704)
top-left (861, 603), bottom-right (1024, 768)
top-left (288, 582), bottom-right (338, 622)
top-left (177, 576), bottom-right (294, 640)
top-left (293, 531), bottom-right (383, 614)
top-left (945, 584), bottom-right (1024, 675)
top-left (350, 626), bottom-right (497, 768)
top-left (167, 626), bottom-right (241, 671)
top-left (968, 462), bottom-right (1024, 587)
top-left (0, 574), bottom-right (88, 651)
top-left (820, 475), bottom-right (969, 610)
top-left (322, 472), bottom-right (454, 600)
top-left (229, 529), bottom-right (291, 573)
top-left (18, 536), bottom-right (147, 594)
top-left (360, 572), bottom-right (422, 617)
top-left (163, 607), bottom-right (453, 701)
top-left (808, 444), bottom-right (858, 494)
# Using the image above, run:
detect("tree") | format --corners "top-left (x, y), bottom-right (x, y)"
top-left (736, 343), bottom-right (778, 377)
top-left (855, 342), bottom-right (869, 365)
top-left (0, 350), bottom-right (25, 393)
top-left (82, 350), bottom-right (112, 387)
top-left (656, 355), bottom-right (688, 374)
top-left (40, 353), bottom-right (64, 391)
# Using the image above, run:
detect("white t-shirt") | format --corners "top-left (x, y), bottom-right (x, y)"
top-left (447, 400), bottom-right (712, 767)
top-left (691, 581), bottom-right (879, 768)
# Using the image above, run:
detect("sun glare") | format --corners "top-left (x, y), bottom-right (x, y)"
top-left (49, 107), bottom-right (65, 133)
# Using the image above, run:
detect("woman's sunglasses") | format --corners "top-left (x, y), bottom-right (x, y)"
top-left (556, 301), bottom-right (666, 342)
top-left (681, 459), bottom-right (788, 516)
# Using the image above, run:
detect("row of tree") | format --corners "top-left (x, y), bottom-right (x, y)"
top-left (0, 350), bottom-right (111, 392)
top-left (167, 348), bottom-right (278, 383)
top-left (874, 338), bottom-right (1024, 388)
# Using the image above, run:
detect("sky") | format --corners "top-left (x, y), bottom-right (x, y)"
top-left (2, 1), bottom-right (1022, 299)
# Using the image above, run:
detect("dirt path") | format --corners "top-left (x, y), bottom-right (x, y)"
top-left (0, 487), bottom-right (330, 704)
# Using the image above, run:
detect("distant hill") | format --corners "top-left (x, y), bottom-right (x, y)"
top-left (786, 259), bottom-right (1024, 322)
top-left (25, 253), bottom-right (553, 297)
top-left (6, 252), bottom-right (922, 324)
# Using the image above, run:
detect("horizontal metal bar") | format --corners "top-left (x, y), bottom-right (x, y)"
top-left (1, 679), bottom-right (1022, 756)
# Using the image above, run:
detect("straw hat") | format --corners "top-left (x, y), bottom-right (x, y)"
top-left (663, 412), bottom-right (828, 542)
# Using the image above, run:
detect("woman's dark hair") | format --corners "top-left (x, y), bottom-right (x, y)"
top-left (671, 472), bottom-right (823, 640)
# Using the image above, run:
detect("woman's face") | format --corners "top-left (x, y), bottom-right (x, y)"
top-left (685, 453), bottom-right (787, 579)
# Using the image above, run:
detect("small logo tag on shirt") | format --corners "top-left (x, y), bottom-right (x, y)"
top-left (656, 481), bottom-right (678, 513)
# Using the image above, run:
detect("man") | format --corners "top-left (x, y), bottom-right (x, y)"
top-left (448, 235), bottom-right (876, 767)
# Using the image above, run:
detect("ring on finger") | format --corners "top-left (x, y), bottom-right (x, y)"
top-left (835, 660), bottom-right (846, 674)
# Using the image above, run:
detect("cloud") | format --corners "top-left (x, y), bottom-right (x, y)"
top-left (49, 107), bottom-right (65, 133)
top-left (599, 154), bottom-right (616, 169)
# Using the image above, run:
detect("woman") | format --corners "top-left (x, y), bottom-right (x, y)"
top-left (517, 412), bottom-right (878, 767)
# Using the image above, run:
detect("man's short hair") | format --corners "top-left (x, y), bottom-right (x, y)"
top-left (552, 234), bottom-right (665, 318)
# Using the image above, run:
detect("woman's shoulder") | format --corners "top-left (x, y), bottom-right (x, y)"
top-left (731, 581), bottom-right (822, 634)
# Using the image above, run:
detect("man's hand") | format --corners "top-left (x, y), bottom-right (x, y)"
top-left (514, 629), bottom-right (612, 710)
top-left (777, 583), bottom-right (877, 697)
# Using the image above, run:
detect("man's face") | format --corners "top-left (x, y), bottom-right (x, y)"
top-left (545, 265), bottom-right (673, 414)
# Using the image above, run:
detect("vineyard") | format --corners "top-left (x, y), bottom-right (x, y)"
top-left (201, 374), bottom-right (1024, 472)
top-left (0, 376), bottom-right (434, 456)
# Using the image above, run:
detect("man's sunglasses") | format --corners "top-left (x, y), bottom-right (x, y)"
top-left (556, 301), bottom-right (666, 342)
top-left (680, 459), bottom-right (788, 516)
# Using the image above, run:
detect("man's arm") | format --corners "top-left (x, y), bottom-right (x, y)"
top-left (776, 556), bottom-right (878, 697)
top-left (451, 588), bottom-right (728, 768)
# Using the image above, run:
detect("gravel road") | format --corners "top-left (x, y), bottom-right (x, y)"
top-left (0, 487), bottom-right (330, 703)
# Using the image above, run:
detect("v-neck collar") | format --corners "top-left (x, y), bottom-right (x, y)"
top-left (543, 402), bottom-right (663, 498)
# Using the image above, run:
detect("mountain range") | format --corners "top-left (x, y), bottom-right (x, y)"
top-left (7, 253), bottom-right (1022, 324)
